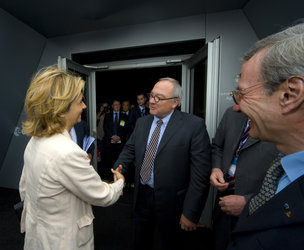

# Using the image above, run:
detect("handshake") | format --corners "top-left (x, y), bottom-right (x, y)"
top-left (111, 165), bottom-right (125, 183)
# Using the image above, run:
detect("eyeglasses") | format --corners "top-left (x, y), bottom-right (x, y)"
top-left (147, 93), bottom-right (178, 103)
top-left (230, 74), bottom-right (266, 104)
top-left (230, 83), bottom-right (265, 104)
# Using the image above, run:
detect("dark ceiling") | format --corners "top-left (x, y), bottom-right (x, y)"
top-left (0, 0), bottom-right (250, 38)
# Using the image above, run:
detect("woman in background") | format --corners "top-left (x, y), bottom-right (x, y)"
top-left (19, 66), bottom-right (125, 250)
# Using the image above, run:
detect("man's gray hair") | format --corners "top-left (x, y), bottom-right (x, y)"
top-left (243, 23), bottom-right (304, 94)
top-left (159, 77), bottom-right (183, 107)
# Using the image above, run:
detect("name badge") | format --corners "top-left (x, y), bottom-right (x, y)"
top-left (120, 120), bottom-right (125, 126)
top-left (228, 155), bottom-right (238, 176)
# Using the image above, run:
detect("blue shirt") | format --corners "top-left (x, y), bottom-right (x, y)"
top-left (141, 112), bottom-right (174, 188)
top-left (113, 112), bottom-right (119, 120)
top-left (276, 150), bottom-right (304, 194)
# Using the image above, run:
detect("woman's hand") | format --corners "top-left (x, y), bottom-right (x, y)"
top-left (111, 168), bottom-right (125, 183)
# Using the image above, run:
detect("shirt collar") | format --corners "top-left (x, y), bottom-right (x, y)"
top-left (281, 150), bottom-right (304, 182)
top-left (153, 111), bottom-right (174, 126)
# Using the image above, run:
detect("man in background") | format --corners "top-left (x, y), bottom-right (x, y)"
top-left (210, 105), bottom-right (277, 250)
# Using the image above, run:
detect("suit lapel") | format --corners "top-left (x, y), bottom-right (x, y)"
top-left (156, 110), bottom-right (181, 155)
top-left (235, 175), bottom-right (304, 233)
top-left (138, 115), bottom-right (154, 161)
top-left (231, 114), bottom-right (248, 153)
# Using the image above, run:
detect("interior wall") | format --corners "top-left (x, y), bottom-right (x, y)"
top-left (0, 10), bottom-right (258, 189)
top-left (38, 14), bottom-right (206, 68)
top-left (0, 8), bottom-right (46, 188)
top-left (244, 0), bottom-right (304, 39)
top-left (205, 10), bottom-right (258, 124)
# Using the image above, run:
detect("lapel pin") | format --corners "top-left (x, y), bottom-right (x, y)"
top-left (283, 203), bottom-right (291, 218)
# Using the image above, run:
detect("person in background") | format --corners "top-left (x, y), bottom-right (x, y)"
top-left (19, 66), bottom-right (125, 250)
top-left (122, 100), bottom-right (131, 116)
top-left (96, 101), bottom-right (109, 125)
top-left (114, 77), bottom-right (211, 250)
top-left (210, 106), bottom-right (277, 250)
top-left (128, 93), bottom-right (149, 133)
top-left (103, 99), bottom-right (128, 181)
top-left (227, 22), bottom-right (304, 249)
top-left (96, 102), bottom-right (110, 175)
top-left (71, 119), bottom-right (95, 162)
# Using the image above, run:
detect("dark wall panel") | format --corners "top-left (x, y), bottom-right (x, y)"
top-left (0, 9), bottom-right (46, 181)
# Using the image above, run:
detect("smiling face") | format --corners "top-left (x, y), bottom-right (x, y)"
top-left (238, 49), bottom-right (281, 141)
top-left (149, 80), bottom-right (179, 119)
top-left (64, 93), bottom-right (86, 131)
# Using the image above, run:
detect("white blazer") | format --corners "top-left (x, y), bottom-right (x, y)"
top-left (19, 130), bottom-right (124, 250)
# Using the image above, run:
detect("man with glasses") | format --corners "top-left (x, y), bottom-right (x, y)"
top-left (227, 23), bottom-right (304, 249)
top-left (114, 77), bottom-right (211, 250)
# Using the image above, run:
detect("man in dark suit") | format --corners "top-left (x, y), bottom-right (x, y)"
top-left (103, 99), bottom-right (128, 181)
top-left (114, 77), bottom-right (211, 250)
top-left (70, 120), bottom-right (95, 161)
top-left (227, 23), bottom-right (304, 249)
top-left (128, 93), bottom-right (149, 133)
top-left (210, 106), bottom-right (277, 250)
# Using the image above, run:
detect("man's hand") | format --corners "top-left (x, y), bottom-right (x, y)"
top-left (180, 214), bottom-right (197, 231)
top-left (210, 168), bottom-right (229, 192)
top-left (218, 195), bottom-right (246, 216)
top-left (111, 135), bottom-right (121, 143)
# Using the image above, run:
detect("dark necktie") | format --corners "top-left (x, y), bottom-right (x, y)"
top-left (141, 108), bottom-right (145, 117)
top-left (249, 155), bottom-right (284, 215)
top-left (113, 112), bottom-right (118, 135)
top-left (140, 119), bottom-right (163, 182)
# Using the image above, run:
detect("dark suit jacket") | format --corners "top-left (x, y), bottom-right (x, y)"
top-left (103, 111), bottom-right (128, 144)
top-left (114, 110), bottom-right (211, 223)
top-left (73, 120), bottom-right (95, 157)
top-left (128, 106), bottom-right (150, 132)
top-left (212, 107), bottom-right (278, 200)
top-left (212, 107), bottom-right (278, 250)
top-left (228, 174), bottom-right (304, 250)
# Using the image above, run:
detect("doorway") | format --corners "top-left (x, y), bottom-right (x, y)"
top-left (95, 65), bottom-right (182, 108)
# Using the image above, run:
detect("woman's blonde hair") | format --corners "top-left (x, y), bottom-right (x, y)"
top-left (22, 66), bottom-right (85, 137)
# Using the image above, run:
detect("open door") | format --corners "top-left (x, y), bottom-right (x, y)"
top-left (182, 37), bottom-right (220, 140)
top-left (58, 56), bottom-right (97, 169)
top-left (182, 38), bottom-right (221, 229)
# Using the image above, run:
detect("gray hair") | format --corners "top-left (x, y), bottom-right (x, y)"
top-left (243, 23), bottom-right (304, 94)
top-left (159, 77), bottom-right (183, 107)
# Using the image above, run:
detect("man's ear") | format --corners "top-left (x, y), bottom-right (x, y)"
top-left (172, 98), bottom-right (180, 109)
top-left (280, 76), bottom-right (304, 114)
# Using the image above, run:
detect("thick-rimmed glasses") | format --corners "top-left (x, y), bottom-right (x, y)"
top-left (147, 93), bottom-right (178, 103)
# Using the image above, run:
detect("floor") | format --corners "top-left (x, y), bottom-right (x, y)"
top-left (0, 186), bottom-right (213, 250)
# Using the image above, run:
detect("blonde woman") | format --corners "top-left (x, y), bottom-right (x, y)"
top-left (19, 66), bottom-right (125, 250)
